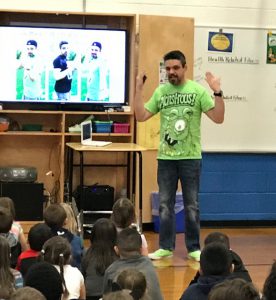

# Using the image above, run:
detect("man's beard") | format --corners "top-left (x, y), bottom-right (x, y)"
top-left (168, 75), bottom-right (180, 85)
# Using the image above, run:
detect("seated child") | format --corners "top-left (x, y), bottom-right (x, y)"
top-left (180, 242), bottom-right (233, 300)
top-left (41, 235), bottom-right (86, 300)
top-left (43, 203), bottom-right (83, 269)
top-left (81, 218), bottom-right (118, 300)
top-left (16, 223), bottom-right (52, 278)
top-left (0, 235), bottom-right (23, 299)
top-left (103, 228), bottom-right (163, 300)
top-left (0, 197), bottom-right (28, 252)
top-left (189, 231), bottom-right (252, 285)
top-left (25, 261), bottom-right (63, 300)
top-left (0, 206), bottom-right (22, 268)
top-left (111, 198), bottom-right (148, 256)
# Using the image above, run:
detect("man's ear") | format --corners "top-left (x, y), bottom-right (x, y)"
top-left (230, 263), bottom-right (234, 273)
top-left (64, 217), bottom-right (68, 226)
top-left (114, 245), bottom-right (120, 256)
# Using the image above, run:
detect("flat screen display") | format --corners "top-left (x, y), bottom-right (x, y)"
top-left (0, 26), bottom-right (127, 106)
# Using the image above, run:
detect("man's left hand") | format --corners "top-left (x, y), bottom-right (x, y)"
top-left (205, 72), bottom-right (221, 93)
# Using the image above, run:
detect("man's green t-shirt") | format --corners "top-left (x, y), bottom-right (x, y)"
top-left (144, 80), bottom-right (214, 160)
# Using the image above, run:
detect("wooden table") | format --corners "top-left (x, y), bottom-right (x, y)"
top-left (66, 142), bottom-right (147, 229)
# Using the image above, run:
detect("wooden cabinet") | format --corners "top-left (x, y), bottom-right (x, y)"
top-left (0, 109), bottom-right (134, 206)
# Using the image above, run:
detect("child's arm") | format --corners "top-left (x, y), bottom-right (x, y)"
top-left (79, 282), bottom-right (86, 300)
top-left (140, 234), bottom-right (148, 256)
top-left (19, 230), bottom-right (29, 251)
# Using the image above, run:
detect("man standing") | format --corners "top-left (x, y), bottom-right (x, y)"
top-left (18, 40), bottom-right (43, 100)
top-left (53, 41), bottom-right (75, 101)
top-left (86, 41), bottom-right (109, 101)
top-left (134, 50), bottom-right (225, 262)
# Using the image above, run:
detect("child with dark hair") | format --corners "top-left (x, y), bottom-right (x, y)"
top-left (208, 278), bottom-right (260, 300)
top-left (16, 223), bottom-right (52, 277)
top-left (10, 287), bottom-right (46, 300)
top-left (262, 261), bottom-right (276, 300)
top-left (180, 242), bottom-right (233, 300)
top-left (189, 231), bottom-right (252, 286)
top-left (103, 228), bottom-right (163, 300)
top-left (114, 268), bottom-right (148, 300)
top-left (25, 261), bottom-right (63, 300)
top-left (0, 197), bottom-right (28, 252)
top-left (0, 206), bottom-right (22, 268)
top-left (43, 203), bottom-right (83, 268)
top-left (111, 198), bottom-right (148, 256)
top-left (0, 235), bottom-right (23, 299)
top-left (81, 218), bottom-right (118, 300)
top-left (41, 235), bottom-right (85, 300)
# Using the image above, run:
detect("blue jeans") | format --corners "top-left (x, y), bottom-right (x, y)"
top-left (56, 92), bottom-right (70, 100)
top-left (157, 159), bottom-right (201, 252)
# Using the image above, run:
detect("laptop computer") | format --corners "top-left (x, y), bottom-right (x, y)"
top-left (81, 120), bottom-right (112, 147)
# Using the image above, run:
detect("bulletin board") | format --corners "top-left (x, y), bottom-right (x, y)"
top-left (195, 26), bottom-right (276, 152)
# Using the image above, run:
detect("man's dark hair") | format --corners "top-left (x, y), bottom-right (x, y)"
top-left (163, 50), bottom-right (186, 67)
top-left (200, 242), bottom-right (232, 276)
top-left (28, 223), bottom-right (52, 251)
top-left (43, 204), bottom-right (67, 229)
top-left (0, 207), bottom-right (13, 233)
top-left (117, 228), bottom-right (142, 258)
top-left (204, 231), bottom-right (230, 249)
top-left (59, 41), bottom-right (68, 49)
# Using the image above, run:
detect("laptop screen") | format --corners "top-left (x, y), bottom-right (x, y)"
top-left (81, 121), bottom-right (92, 143)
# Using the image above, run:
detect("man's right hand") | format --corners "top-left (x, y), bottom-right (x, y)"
top-left (136, 72), bottom-right (146, 90)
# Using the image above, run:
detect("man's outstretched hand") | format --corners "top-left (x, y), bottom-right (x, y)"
top-left (205, 72), bottom-right (221, 93)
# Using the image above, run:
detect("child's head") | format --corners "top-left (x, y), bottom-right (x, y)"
top-left (28, 223), bottom-right (52, 251)
top-left (111, 198), bottom-right (136, 229)
top-left (116, 269), bottom-right (147, 300)
top-left (41, 236), bottom-right (71, 298)
top-left (41, 235), bottom-right (71, 265)
top-left (60, 202), bottom-right (78, 234)
top-left (25, 261), bottom-right (63, 300)
top-left (103, 290), bottom-right (133, 300)
top-left (208, 278), bottom-right (260, 300)
top-left (204, 231), bottom-right (230, 249)
top-left (200, 242), bottom-right (232, 276)
top-left (90, 217), bottom-right (117, 246)
top-left (10, 287), bottom-right (46, 300)
top-left (43, 204), bottom-right (67, 229)
top-left (116, 228), bottom-right (142, 258)
top-left (0, 197), bottom-right (16, 219)
top-left (0, 207), bottom-right (13, 233)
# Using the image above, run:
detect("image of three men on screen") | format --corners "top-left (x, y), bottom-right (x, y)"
top-left (17, 40), bottom-right (110, 102)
